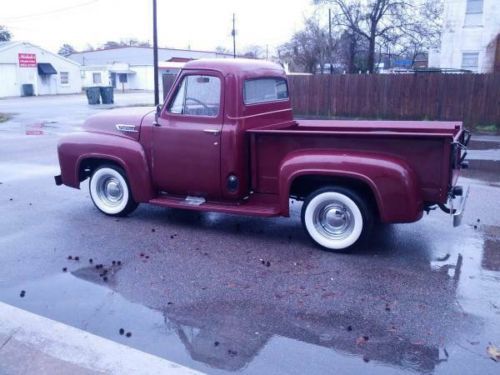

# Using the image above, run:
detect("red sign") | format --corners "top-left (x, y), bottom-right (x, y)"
top-left (18, 53), bottom-right (37, 68)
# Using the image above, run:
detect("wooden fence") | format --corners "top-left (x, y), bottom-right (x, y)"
top-left (287, 73), bottom-right (500, 128)
top-left (163, 73), bottom-right (500, 129)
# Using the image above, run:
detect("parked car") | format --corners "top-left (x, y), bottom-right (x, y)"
top-left (55, 59), bottom-right (470, 251)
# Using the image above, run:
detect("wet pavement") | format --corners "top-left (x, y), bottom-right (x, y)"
top-left (0, 94), bottom-right (499, 374)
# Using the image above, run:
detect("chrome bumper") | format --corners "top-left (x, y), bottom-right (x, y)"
top-left (451, 185), bottom-right (470, 227)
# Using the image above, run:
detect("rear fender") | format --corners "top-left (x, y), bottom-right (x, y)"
top-left (279, 150), bottom-right (422, 223)
top-left (57, 133), bottom-right (154, 202)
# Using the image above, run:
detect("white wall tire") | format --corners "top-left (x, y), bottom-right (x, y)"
top-left (301, 187), bottom-right (372, 252)
top-left (89, 165), bottom-right (138, 217)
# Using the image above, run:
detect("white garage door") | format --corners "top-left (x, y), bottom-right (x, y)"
top-left (0, 64), bottom-right (19, 97)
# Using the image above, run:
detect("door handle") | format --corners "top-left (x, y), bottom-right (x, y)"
top-left (203, 129), bottom-right (221, 136)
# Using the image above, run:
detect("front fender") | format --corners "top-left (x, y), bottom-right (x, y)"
top-left (57, 132), bottom-right (154, 202)
top-left (279, 150), bottom-right (423, 223)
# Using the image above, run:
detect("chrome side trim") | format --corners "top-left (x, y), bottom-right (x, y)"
top-left (227, 108), bottom-right (293, 121)
top-left (115, 124), bottom-right (139, 133)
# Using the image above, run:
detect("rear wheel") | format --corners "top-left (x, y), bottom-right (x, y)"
top-left (89, 165), bottom-right (138, 217)
top-left (301, 186), bottom-right (372, 252)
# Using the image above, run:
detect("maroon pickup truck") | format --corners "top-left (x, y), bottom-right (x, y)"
top-left (55, 59), bottom-right (470, 251)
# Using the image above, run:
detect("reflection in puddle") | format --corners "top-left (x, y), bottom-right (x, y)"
top-left (164, 301), bottom-right (446, 373)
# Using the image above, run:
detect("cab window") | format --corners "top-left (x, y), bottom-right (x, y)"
top-left (168, 75), bottom-right (221, 117)
top-left (244, 77), bottom-right (289, 105)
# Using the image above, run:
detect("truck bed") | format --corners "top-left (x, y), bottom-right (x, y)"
top-left (248, 119), bottom-right (462, 137)
top-left (247, 119), bottom-right (463, 205)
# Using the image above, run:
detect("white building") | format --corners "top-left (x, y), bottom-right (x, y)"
top-left (68, 46), bottom-right (233, 92)
top-left (430, 0), bottom-right (500, 72)
top-left (0, 41), bottom-right (82, 98)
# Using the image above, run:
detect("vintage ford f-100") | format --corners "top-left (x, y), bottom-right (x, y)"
top-left (55, 59), bottom-right (470, 251)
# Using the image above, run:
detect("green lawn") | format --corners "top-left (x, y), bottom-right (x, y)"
top-left (475, 124), bottom-right (499, 134)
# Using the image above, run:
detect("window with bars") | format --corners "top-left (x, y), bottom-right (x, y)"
top-left (60, 72), bottom-right (69, 85)
top-left (461, 52), bottom-right (479, 72)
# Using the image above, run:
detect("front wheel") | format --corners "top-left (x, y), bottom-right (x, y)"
top-left (89, 165), bottom-right (138, 217)
top-left (301, 187), bottom-right (373, 252)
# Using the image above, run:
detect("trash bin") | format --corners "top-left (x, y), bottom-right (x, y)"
top-left (85, 87), bottom-right (101, 105)
top-left (21, 84), bottom-right (34, 97)
top-left (99, 86), bottom-right (114, 104)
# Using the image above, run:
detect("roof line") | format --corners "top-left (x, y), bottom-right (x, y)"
top-left (0, 41), bottom-right (81, 66)
top-left (0, 41), bottom-right (22, 53)
top-left (69, 45), bottom-right (234, 57)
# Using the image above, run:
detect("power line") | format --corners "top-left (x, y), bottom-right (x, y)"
top-left (0, 0), bottom-right (100, 21)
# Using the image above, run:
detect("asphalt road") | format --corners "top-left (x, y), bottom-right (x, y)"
top-left (1, 93), bottom-right (499, 374)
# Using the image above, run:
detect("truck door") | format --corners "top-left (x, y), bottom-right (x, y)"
top-left (152, 72), bottom-right (223, 199)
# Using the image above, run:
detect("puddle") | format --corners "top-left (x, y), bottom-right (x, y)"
top-left (0, 271), bottom-right (452, 375)
top-left (0, 273), bottom-right (208, 373)
top-left (25, 129), bottom-right (44, 136)
top-left (24, 121), bottom-right (60, 136)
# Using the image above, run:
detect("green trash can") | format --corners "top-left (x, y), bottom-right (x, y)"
top-left (85, 87), bottom-right (101, 105)
top-left (100, 86), bottom-right (114, 104)
top-left (21, 84), bottom-right (34, 97)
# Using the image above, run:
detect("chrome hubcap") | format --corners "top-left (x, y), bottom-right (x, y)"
top-left (97, 176), bottom-right (123, 206)
top-left (314, 202), bottom-right (355, 240)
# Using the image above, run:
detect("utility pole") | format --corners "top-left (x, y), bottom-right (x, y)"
top-left (153, 0), bottom-right (159, 106)
top-left (232, 13), bottom-right (236, 59)
top-left (329, 8), bottom-right (333, 74)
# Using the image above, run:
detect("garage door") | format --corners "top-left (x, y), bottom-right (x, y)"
top-left (0, 64), bottom-right (18, 97)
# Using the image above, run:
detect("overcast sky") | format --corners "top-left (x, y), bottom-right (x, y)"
top-left (2, 0), bottom-right (315, 54)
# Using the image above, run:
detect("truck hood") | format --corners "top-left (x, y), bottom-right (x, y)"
top-left (83, 107), bottom-right (155, 141)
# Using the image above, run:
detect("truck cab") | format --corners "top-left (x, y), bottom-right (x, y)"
top-left (150, 59), bottom-right (292, 201)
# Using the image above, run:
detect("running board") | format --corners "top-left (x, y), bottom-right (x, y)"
top-left (149, 193), bottom-right (281, 217)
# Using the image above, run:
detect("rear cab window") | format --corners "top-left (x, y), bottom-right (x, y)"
top-left (244, 77), bottom-right (289, 105)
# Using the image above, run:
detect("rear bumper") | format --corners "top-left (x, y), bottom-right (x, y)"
top-left (451, 185), bottom-right (470, 227)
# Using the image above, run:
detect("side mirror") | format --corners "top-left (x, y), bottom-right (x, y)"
top-left (154, 104), bottom-right (161, 126)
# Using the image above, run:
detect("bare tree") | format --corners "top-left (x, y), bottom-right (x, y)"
top-left (215, 46), bottom-right (231, 55)
top-left (100, 39), bottom-right (151, 50)
top-left (316, 0), bottom-right (420, 73)
top-left (0, 25), bottom-right (12, 42)
top-left (336, 30), bottom-right (368, 73)
top-left (102, 41), bottom-right (121, 49)
top-left (395, 0), bottom-right (444, 66)
top-left (120, 38), bottom-right (151, 47)
top-left (278, 17), bottom-right (330, 73)
top-left (242, 45), bottom-right (265, 59)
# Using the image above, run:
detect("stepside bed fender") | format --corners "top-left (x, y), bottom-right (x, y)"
top-left (57, 133), bottom-right (154, 202)
top-left (278, 150), bottom-right (423, 223)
